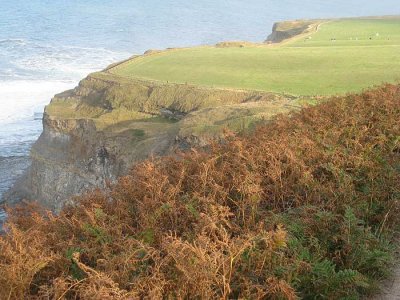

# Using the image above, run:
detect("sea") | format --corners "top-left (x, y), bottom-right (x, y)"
top-left (0, 0), bottom-right (398, 222)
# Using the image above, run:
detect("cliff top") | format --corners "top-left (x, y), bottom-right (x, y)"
top-left (44, 16), bottom-right (400, 134)
top-left (108, 17), bottom-right (400, 96)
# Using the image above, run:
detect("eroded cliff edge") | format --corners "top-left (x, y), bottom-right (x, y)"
top-left (265, 20), bottom-right (321, 43)
top-left (4, 69), bottom-right (296, 211)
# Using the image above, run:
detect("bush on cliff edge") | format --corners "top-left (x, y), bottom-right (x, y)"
top-left (1, 84), bottom-right (399, 299)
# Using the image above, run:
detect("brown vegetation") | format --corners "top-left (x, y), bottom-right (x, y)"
top-left (1, 84), bottom-right (400, 299)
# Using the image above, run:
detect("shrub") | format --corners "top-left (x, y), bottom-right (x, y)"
top-left (1, 84), bottom-right (399, 299)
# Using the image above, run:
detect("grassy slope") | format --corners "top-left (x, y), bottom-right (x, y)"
top-left (45, 72), bottom-right (294, 139)
top-left (110, 18), bottom-right (400, 96)
top-left (289, 18), bottom-right (400, 47)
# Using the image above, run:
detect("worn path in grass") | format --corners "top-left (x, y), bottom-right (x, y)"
top-left (376, 268), bottom-right (400, 299)
top-left (372, 243), bottom-right (400, 300)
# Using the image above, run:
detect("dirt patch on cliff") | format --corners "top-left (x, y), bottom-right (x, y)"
top-left (375, 267), bottom-right (400, 299)
top-left (372, 241), bottom-right (400, 300)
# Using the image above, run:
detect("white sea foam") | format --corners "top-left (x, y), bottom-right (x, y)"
top-left (0, 39), bottom-right (129, 81)
top-left (0, 80), bottom-right (79, 160)
top-left (0, 39), bottom-right (129, 124)
top-left (0, 80), bottom-right (75, 124)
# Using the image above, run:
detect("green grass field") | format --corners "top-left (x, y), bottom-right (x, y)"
top-left (110, 18), bottom-right (400, 96)
top-left (290, 18), bottom-right (400, 47)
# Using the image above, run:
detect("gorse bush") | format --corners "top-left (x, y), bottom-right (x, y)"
top-left (1, 84), bottom-right (400, 299)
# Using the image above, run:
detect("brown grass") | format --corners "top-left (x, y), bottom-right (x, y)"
top-left (1, 84), bottom-right (400, 299)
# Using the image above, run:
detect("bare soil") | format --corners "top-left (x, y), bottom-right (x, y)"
top-left (373, 243), bottom-right (400, 300)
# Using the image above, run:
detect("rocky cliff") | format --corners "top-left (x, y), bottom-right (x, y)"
top-left (265, 20), bottom-right (320, 43)
top-left (5, 69), bottom-right (296, 211)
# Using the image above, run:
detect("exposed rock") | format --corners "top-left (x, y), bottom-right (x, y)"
top-left (265, 20), bottom-right (317, 43)
top-left (215, 41), bottom-right (257, 48)
top-left (5, 111), bottom-right (178, 211)
top-left (144, 49), bottom-right (162, 55)
top-left (160, 108), bottom-right (186, 120)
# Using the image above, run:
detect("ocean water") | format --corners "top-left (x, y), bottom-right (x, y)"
top-left (0, 0), bottom-right (398, 221)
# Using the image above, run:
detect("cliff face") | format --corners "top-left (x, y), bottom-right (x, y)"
top-left (4, 70), bottom-right (295, 210)
top-left (265, 20), bottom-right (319, 43)
top-left (27, 117), bottom-right (112, 211)
top-left (18, 114), bottom-right (176, 211)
